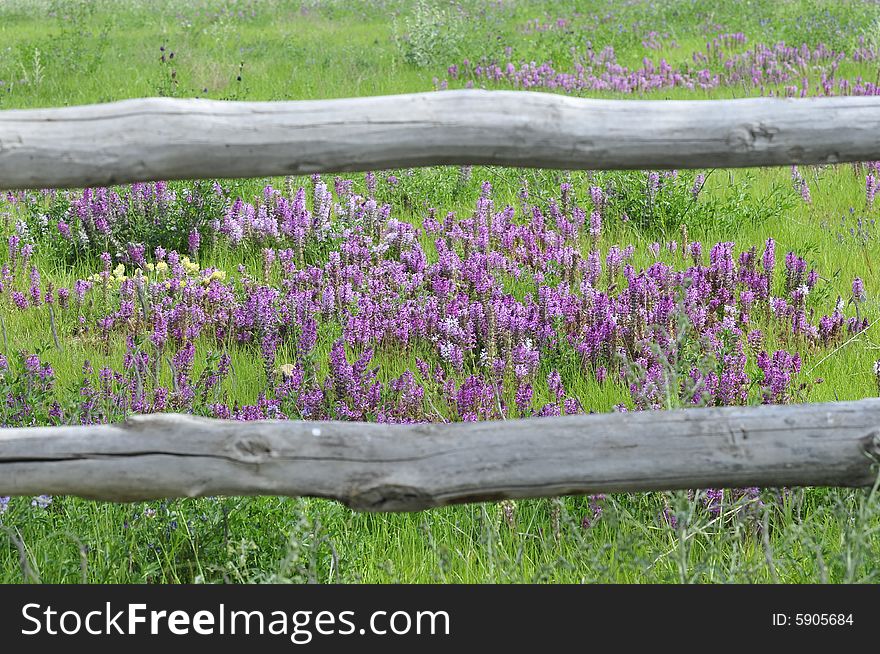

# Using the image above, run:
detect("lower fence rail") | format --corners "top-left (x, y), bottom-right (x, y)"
top-left (1, 399), bottom-right (879, 511)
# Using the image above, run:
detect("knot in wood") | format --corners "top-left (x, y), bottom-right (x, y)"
top-left (231, 436), bottom-right (274, 463)
top-left (727, 123), bottom-right (777, 152)
top-left (348, 484), bottom-right (433, 512)
top-left (862, 430), bottom-right (880, 461)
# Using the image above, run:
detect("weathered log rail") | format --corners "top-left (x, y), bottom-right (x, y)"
top-left (1, 401), bottom-right (879, 511)
top-left (2, 91), bottom-right (880, 189)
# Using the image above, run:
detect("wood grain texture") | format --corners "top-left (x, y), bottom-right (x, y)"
top-left (2, 92), bottom-right (880, 189)
top-left (1, 400), bottom-right (879, 511)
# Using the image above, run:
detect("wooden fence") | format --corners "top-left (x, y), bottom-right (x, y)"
top-left (1, 91), bottom-right (879, 510)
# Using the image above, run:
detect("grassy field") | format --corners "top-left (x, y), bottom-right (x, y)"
top-left (1, 0), bottom-right (880, 583)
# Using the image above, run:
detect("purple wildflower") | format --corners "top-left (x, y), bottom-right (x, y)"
top-left (188, 229), bottom-right (201, 256)
top-left (31, 495), bottom-right (52, 509)
top-left (852, 277), bottom-right (866, 303)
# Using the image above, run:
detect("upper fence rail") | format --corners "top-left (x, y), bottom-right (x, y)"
top-left (2, 91), bottom-right (880, 189)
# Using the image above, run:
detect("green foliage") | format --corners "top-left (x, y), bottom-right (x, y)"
top-left (16, 182), bottom-right (226, 265)
top-left (0, 351), bottom-right (59, 427)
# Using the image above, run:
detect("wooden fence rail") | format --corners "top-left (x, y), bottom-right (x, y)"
top-left (1, 400), bottom-right (879, 511)
top-left (1, 92), bottom-right (879, 509)
top-left (2, 91), bottom-right (880, 189)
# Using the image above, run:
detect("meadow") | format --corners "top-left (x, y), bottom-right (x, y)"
top-left (1, 0), bottom-right (880, 583)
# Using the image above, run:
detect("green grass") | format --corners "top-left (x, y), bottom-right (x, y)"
top-left (4, 487), bottom-right (880, 583)
top-left (1, 0), bottom-right (880, 583)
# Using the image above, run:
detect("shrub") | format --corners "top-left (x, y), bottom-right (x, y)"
top-left (394, 0), bottom-right (466, 67)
